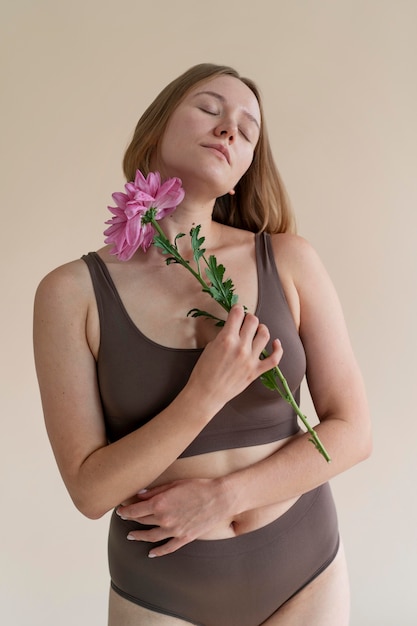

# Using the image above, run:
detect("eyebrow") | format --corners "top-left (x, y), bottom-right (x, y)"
top-left (193, 90), bottom-right (260, 129)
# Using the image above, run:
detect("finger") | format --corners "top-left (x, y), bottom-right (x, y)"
top-left (238, 312), bottom-right (261, 343)
top-left (121, 514), bottom-right (159, 526)
top-left (250, 322), bottom-right (270, 354)
top-left (258, 338), bottom-right (283, 372)
top-left (148, 536), bottom-right (193, 558)
top-left (136, 484), bottom-right (172, 499)
top-left (223, 304), bottom-right (245, 332)
top-left (117, 500), bottom-right (153, 519)
top-left (127, 526), bottom-right (170, 543)
top-left (270, 338), bottom-right (284, 362)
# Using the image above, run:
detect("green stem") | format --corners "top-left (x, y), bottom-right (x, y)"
top-left (152, 220), bottom-right (210, 291)
top-left (152, 220), bottom-right (231, 315)
top-left (261, 352), bottom-right (331, 462)
top-left (151, 217), bottom-right (331, 463)
top-left (201, 253), bottom-right (234, 315)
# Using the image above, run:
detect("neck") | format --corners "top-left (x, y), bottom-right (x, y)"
top-left (157, 197), bottom-right (223, 254)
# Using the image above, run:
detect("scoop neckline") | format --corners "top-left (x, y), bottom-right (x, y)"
top-left (90, 233), bottom-right (262, 353)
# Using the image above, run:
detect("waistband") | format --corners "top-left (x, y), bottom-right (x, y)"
top-left (180, 484), bottom-right (327, 557)
top-left (114, 483), bottom-right (333, 559)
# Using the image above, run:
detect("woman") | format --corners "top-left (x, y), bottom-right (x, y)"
top-left (34, 63), bottom-right (371, 625)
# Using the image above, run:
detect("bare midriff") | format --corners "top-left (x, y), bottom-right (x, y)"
top-left (141, 435), bottom-right (302, 540)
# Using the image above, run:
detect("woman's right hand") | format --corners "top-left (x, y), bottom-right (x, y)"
top-left (188, 305), bottom-right (283, 409)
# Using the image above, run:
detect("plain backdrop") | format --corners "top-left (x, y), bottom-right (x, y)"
top-left (1, 1), bottom-right (416, 625)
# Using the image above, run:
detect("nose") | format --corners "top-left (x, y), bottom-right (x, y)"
top-left (214, 119), bottom-right (237, 142)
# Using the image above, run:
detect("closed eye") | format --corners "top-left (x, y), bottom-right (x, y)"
top-left (239, 127), bottom-right (251, 142)
top-left (199, 107), bottom-right (219, 116)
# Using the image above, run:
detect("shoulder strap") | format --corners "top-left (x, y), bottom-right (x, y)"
top-left (81, 252), bottom-right (124, 329)
top-left (255, 232), bottom-right (289, 309)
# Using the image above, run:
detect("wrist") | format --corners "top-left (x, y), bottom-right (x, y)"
top-left (182, 378), bottom-right (225, 422)
top-left (214, 471), bottom-right (248, 518)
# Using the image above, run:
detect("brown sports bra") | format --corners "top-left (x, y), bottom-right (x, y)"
top-left (82, 232), bottom-right (306, 458)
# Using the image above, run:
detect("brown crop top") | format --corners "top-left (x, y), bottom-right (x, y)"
top-left (82, 232), bottom-right (306, 458)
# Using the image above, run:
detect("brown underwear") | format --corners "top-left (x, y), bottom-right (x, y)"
top-left (108, 482), bottom-right (339, 626)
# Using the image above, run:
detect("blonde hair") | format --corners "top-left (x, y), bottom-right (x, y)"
top-left (123, 63), bottom-right (295, 234)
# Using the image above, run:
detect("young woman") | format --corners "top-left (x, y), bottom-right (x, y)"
top-left (34, 63), bottom-right (371, 625)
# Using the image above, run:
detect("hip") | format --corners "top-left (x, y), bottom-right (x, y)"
top-left (108, 483), bottom-right (339, 625)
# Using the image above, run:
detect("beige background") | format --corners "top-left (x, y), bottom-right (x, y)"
top-left (1, 1), bottom-right (416, 624)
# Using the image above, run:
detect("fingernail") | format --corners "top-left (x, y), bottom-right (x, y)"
top-left (127, 534), bottom-right (135, 541)
top-left (148, 552), bottom-right (157, 558)
top-left (116, 508), bottom-right (128, 520)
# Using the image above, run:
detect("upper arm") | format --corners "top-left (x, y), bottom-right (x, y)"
top-left (33, 261), bottom-right (107, 497)
top-left (272, 234), bottom-right (370, 432)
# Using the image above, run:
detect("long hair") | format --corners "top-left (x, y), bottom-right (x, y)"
top-left (123, 63), bottom-right (295, 234)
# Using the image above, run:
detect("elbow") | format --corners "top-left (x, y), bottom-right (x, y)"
top-left (360, 431), bottom-right (373, 462)
top-left (353, 420), bottom-right (373, 465)
top-left (67, 483), bottom-right (112, 520)
top-left (64, 459), bottom-right (116, 520)
top-left (72, 496), bottom-right (109, 520)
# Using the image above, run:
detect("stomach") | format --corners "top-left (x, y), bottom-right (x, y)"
top-left (144, 434), bottom-right (303, 540)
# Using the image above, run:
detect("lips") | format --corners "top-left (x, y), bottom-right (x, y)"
top-left (202, 143), bottom-right (230, 164)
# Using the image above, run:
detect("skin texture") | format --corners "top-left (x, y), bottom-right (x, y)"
top-left (34, 75), bottom-right (371, 624)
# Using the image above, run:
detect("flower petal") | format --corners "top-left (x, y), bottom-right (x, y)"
top-left (139, 223), bottom-right (156, 251)
top-left (104, 170), bottom-right (185, 260)
top-left (125, 214), bottom-right (142, 246)
top-left (134, 169), bottom-right (147, 189)
top-left (154, 178), bottom-right (185, 212)
top-left (145, 171), bottom-right (161, 198)
top-left (111, 192), bottom-right (129, 209)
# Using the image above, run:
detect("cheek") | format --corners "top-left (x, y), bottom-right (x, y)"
top-left (237, 147), bottom-right (255, 178)
top-left (156, 132), bottom-right (182, 171)
top-left (159, 117), bottom-right (196, 159)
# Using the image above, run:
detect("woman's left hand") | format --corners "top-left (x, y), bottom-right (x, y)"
top-left (116, 478), bottom-right (232, 557)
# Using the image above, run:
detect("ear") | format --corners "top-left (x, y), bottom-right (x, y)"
top-left (228, 189), bottom-right (236, 196)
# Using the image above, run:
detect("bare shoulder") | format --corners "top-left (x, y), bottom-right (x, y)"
top-left (269, 233), bottom-right (322, 273)
top-left (33, 256), bottom-right (101, 374)
top-left (269, 233), bottom-right (334, 295)
top-left (33, 258), bottom-right (96, 336)
top-left (35, 258), bottom-right (92, 306)
top-left (267, 234), bottom-right (324, 325)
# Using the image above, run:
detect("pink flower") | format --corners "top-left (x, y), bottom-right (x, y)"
top-left (104, 170), bottom-right (185, 260)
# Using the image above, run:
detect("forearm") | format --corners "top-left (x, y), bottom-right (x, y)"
top-left (69, 383), bottom-right (220, 519)
top-left (39, 302), bottom-right (284, 520)
top-left (117, 414), bottom-right (371, 558)
top-left (219, 416), bottom-right (372, 517)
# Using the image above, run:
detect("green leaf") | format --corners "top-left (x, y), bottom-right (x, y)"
top-left (187, 308), bottom-right (226, 327)
top-left (190, 226), bottom-right (206, 264)
top-left (174, 232), bottom-right (186, 250)
top-left (260, 372), bottom-right (279, 391)
top-left (259, 368), bottom-right (287, 399)
top-left (153, 235), bottom-right (174, 255)
top-left (204, 255), bottom-right (238, 310)
top-left (149, 216), bottom-right (331, 462)
top-left (154, 233), bottom-right (186, 266)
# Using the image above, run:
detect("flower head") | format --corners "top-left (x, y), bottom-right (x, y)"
top-left (104, 170), bottom-right (185, 260)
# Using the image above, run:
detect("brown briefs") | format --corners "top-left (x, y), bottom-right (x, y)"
top-left (108, 483), bottom-right (339, 626)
